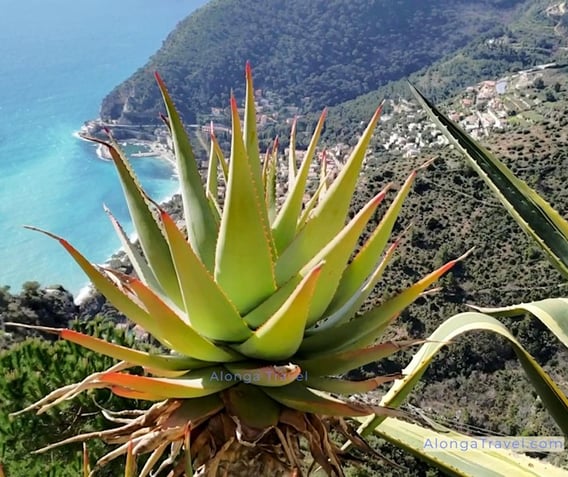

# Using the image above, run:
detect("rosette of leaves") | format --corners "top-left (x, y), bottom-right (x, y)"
top-left (13, 65), bottom-right (467, 476)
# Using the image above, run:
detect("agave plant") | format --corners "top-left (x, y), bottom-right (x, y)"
top-left (345, 85), bottom-right (568, 477)
top-left (8, 64), bottom-right (469, 476)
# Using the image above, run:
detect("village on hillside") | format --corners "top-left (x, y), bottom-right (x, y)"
top-left (377, 62), bottom-right (564, 158)
top-left (186, 62), bottom-right (565, 179)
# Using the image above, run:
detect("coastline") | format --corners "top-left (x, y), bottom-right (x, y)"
top-left (74, 189), bottom-right (181, 306)
top-left (94, 139), bottom-right (176, 166)
top-left (74, 137), bottom-right (180, 306)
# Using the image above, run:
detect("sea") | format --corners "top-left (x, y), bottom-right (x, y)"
top-left (0, 0), bottom-right (207, 295)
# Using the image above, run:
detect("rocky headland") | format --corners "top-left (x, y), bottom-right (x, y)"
top-left (80, 118), bottom-right (167, 142)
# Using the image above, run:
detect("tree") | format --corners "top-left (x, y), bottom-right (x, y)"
top-left (533, 77), bottom-right (545, 90)
top-left (0, 317), bottom-right (150, 476)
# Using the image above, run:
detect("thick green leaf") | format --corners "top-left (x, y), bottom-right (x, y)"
top-left (298, 171), bottom-right (332, 227)
top-left (272, 109), bottom-right (327, 253)
top-left (116, 273), bottom-right (241, 363)
top-left (159, 208), bottom-right (252, 342)
top-left (155, 73), bottom-right (218, 272)
top-left (60, 329), bottom-right (202, 371)
top-left (100, 367), bottom-right (234, 398)
top-left (243, 62), bottom-right (266, 216)
top-left (206, 122), bottom-right (219, 202)
top-left (312, 234), bottom-right (402, 332)
top-left (265, 139), bottom-right (279, 224)
top-left (329, 169), bottom-right (417, 311)
top-left (210, 127), bottom-right (229, 181)
top-left (242, 275), bottom-right (302, 329)
top-left (297, 340), bottom-right (422, 376)
top-left (276, 103), bottom-right (383, 284)
top-left (299, 190), bottom-right (389, 325)
top-left (233, 263), bottom-right (323, 360)
top-left (288, 116), bottom-right (298, 184)
top-left (103, 205), bottom-right (162, 293)
top-left (305, 375), bottom-right (398, 394)
top-left (299, 251), bottom-right (469, 354)
top-left (3, 323), bottom-right (199, 373)
top-left (411, 85), bottom-right (568, 279)
top-left (82, 135), bottom-right (183, 307)
top-left (244, 62), bottom-right (276, 259)
top-left (320, 151), bottom-right (329, 197)
top-left (24, 227), bottom-right (180, 351)
top-left (214, 95), bottom-right (276, 313)
top-left (261, 382), bottom-right (397, 418)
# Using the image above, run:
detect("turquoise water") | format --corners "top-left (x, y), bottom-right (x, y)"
top-left (0, 0), bottom-right (207, 294)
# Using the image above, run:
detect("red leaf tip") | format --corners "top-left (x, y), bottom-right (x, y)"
top-left (372, 101), bottom-right (385, 122)
top-left (159, 208), bottom-right (173, 222)
top-left (371, 188), bottom-right (389, 205)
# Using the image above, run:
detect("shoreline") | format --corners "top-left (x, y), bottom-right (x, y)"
top-left (74, 136), bottom-right (180, 306)
top-left (74, 188), bottom-right (181, 306)
top-left (93, 139), bottom-right (176, 166)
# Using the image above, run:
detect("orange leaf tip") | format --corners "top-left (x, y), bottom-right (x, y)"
top-left (230, 95), bottom-right (238, 112)
top-left (154, 71), bottom-right (164, 85)
top-left (441, 247), bottom-right (475, 274)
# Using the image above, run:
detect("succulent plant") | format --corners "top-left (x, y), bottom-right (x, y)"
top-left (16, 64), bottom-right (465, 476)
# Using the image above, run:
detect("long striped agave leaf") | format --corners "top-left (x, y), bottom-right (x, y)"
top-left (470, 297), bottom-right (568, 348)
top-left (410, 84), bottom-right (568, 279)
top-left (356, 311), bottom-right (568, 439)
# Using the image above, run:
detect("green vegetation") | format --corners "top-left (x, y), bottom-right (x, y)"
top-left (0, 318), bottom-right (150, 476)
top-left (99, 0), bottom-right (528, 126)
top-left (0, 282), bottom-right (75, 349)
top-left (320, 0), bottom-right (567, 142)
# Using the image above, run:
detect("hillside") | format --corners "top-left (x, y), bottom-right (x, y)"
top-left (319, 0), bottom-right (568, 141)
top-left (96, 0), bottom-right (529, 129)
top-left (341, 64), bottom-right (568, 472)
top-left (5, 66), bottom-right (567, 474)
